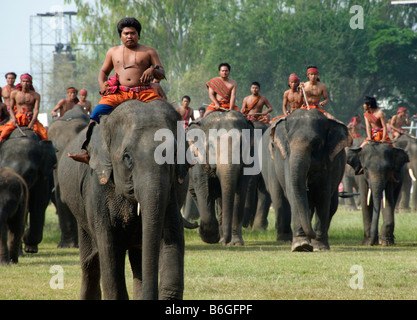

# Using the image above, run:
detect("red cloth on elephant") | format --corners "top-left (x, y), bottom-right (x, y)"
top-left (205, 100), bottom-right (239, 112)
top-left (0, 111), bottom-right (48, 141)
top-left (300, 103), bottom-right (326, 114)
top-left (98, 88), bottom-right (161, 108)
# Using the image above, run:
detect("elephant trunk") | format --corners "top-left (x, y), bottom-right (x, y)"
top-left (135, 176), bottom-right (170, 300)
top-left (217, 164), bottom-right (240, 245)
top-left (369, 182), bottom-right (385, 245)
top-left (288, 151), bottom-right (316, 239)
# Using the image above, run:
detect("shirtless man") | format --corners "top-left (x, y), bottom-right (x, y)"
top-left (241, 81), bottom-right (272, 124)
top-left (299, 65), bottom-right (334, 119)
top-left (51, 87), bottom-right (79, 119)
top-left (0, 73), bottom-right (48, 143)
top-left (359, 96), bottom-right (391, 148)
top-left (0, 99), bottom-right (9, 126)
top-left (282, 74), bottom-right (303, 115)
top-left (78, 88), bottom-right (92, 115)
top-left (347, 115), bottom-right (364, 139)
top-left (204, 62), bottom-right (239, 117)
top-left (1, 72), bottom-right (17, 108)
top-left (176, 95), bottom-right (194, 128)
top-left (390, 107), bottom-right (410, 139)
top-left (69, 17), bottom-right (165, 163)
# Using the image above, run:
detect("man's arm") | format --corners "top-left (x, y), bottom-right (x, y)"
top-left (262, 97), bottom-right (273, 115)
top-left (51, 99), bottom-right (64, 117)
top-left (320, 84), bottom-right (328, 107)
top-left (241, 97), bottom-right (248, 113)
top-left (9, 91), bottom-right (17, 126)
top-left (229, 81), bottom-right (237, 110)
top-left (140, 48), bottom-right (165, 83)
top-left (29, 93), bottom-right (41, 129)
top-left (98, 48), bottom-right (115, 93)
top-left (208, 87), bottom-right (220, 109)
top-left (190, 108), bottom-right (195, 121)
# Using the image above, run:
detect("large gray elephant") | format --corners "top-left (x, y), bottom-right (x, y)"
top-left (58, 100), bottom-right (187, 300)
top-left (48, 105), bottom-right (89, 248)
top-left (187, 111), bottom-right (255, 245)
top-left (394, 134), bottom-right (417, 212)
top-left (347, 142), bottom-right (409, 245)
top-left (262, 109), bottom-right (351, 251)
top-left (0, 128), bottom-right (57, 253)
top-left (0, 167), bottom-right (29, 264)
top-left (242, 121), bottom-right (271, 231)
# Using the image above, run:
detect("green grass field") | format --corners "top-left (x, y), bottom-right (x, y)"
top-left (1, 205), bottom-right (417, 300)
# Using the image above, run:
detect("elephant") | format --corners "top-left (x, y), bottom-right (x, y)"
top-left (0, 167), bottom-right (29, 264)
top-left (341, 137), bottom-right (363, 211)
top-left (187, 111), bottom-right (255, 245)
top-left (48, 105), bottom-right (90, 248)
top-left (347, 142), bottom-right (409, 246)
top-left (394, 134), bottom-right (417, 212)
top-left (0, 128), bottom-right (57, 253)
top-left (58, 99), bottom-right (187, 300)
top-left (242, 121), bottom-right (271, 231)
top-left (262, 109), bottom-right (351, 251)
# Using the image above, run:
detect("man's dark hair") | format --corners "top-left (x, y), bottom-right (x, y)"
top-left (218, 62), bottom-right (231, 71)
top-left (364, 96), bottom-right (378, 109)
top-left (251, 81), bottom-right (260, 88)
top-left (199, 106), bottom-right (206, 112)
top-left (307, 65), bottom-right (318, 70)
top-left (117, 17), bottom-right (142, 37)
top-left (182, 95), bottom-right (191, 102)
top-left (5, 72), bottom-right (17, 79)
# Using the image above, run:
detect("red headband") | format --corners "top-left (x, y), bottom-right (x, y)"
top-left (20, 74), bottom-right (32, 82)
top-left (307, 68), bottom-right (319, 74)
top-left (289, 74), bottom-right (300, 83)
top-left (67, 87), bottom-right (78, 93)
top-left (397, 107), bottom-right (407, 114)
top-left (79, 88), bottom-right (87, 95)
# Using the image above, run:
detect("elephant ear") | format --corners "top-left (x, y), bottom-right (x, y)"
top-left (269, 117), bottom-right (288, 160)
top-left (346, 147), bottom-right (363, 175)
top-left (392, 147), bottom-right (409, 170)
top-left (87, 118), bottom-right (113, 185)
top-left (326, 119), bottom-right (353, 162)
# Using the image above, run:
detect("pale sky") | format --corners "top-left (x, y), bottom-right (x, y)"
top-left (0, 0), bottom-right (79, 87)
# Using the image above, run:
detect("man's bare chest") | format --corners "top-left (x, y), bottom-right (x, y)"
top-left (16, 92), bottom-right (35, 105)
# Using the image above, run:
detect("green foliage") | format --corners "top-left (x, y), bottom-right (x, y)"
top-left (63, 0), bottom-right (417, 122)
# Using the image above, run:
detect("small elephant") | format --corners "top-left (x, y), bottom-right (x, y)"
top-left (0, 167), bottom-right (29, 264)
top-left (347, 142), bottom-right (409, 245)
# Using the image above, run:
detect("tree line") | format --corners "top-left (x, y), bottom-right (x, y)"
top-left (57, 0), bottom-right (417, 123)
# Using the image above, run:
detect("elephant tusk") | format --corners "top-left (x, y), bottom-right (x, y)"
top-left (367, 188), bottom-right (372, 206)
top-left (383, 190), bottom-right (386, 209)
top-left (137, 203), bottom-right (141, 216)
top-left (409, 168), bottom-right (417, 182)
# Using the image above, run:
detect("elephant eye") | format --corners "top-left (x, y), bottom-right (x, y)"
top-left (122, 152), bottom-right (134, 169)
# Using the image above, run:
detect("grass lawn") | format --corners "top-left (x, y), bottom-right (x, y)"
top-left (1, 204), bottom-right (417, 300)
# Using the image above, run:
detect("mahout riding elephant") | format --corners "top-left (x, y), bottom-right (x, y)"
top-left (394, 134), bottom-right (417, 212)
top-left (242, 121), bottom-right (271, 231)
top-left (262, 109), bottom-right (351, 251)
top-left (0, 167), bottom-right (29, 264)
top-left (48, 105), bottom-right (90, 248)
top-left (347, 142), bottom-right (409, 245)
top-left (187, 111), bottom-right (255, 245)
top-left (58, 100), bottom-right (188, 300)
top-left (0, 128), bottom-right (57, 253)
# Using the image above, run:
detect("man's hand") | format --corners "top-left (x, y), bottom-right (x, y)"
top-left (140, 66), bottom-right (155, 83)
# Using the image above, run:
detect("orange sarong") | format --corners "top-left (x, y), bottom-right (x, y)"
top-left (206, 100), bottom-right (239, 112)
top-left (0, 112), bottom-right (48, 141)
top-left (98, 88), bottom-right (161, 107)
top-left (300, 104), bottom-right (326, 114)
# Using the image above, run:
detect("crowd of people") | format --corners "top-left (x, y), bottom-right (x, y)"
top-left (0, 17), bottom-right (414, 152)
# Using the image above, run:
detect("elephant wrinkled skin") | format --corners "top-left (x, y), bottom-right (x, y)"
top-left (262, 109), bottom-right (351, 251)
top-left (58, 100), bottom-right (187, 299)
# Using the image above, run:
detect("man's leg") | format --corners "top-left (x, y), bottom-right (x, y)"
top-left (68, 104), bottom-right (113, 164)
